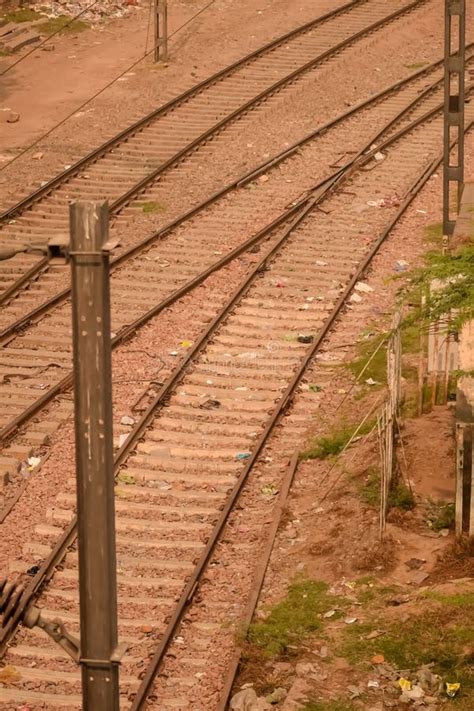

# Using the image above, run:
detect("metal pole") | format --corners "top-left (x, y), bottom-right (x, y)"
top-left (153, 0), bottom-right (168, 63)
top-left (443, 0), bottom-right (466, 238)
top-left (70, 201), bottom-right (120, 710)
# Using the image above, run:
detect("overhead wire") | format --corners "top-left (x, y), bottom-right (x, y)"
top-left (0, 0), bottom-right (217, 174)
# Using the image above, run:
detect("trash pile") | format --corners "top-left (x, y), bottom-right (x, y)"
top-left (31, 0), bottom-right (140, 24)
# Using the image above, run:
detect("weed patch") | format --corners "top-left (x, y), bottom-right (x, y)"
top-left (339, 596), bottom-right (474, 690)
top-left (247, 580), bottom-right (347, 657)
top-left (301, 420), bottom-right (375, 461)
top-left (141, 200), bottom-right (166, 214)
top-left (2, 8), bottom-right (44, 22)
top-left (427, 501), bottom-right (455, 531)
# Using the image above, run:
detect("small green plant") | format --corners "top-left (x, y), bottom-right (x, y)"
top-left (300, 419), bottom-right (375, 461)
top-left (388, 478), bottom-right (415, 511)
top-left (408, 246), bottom-right (474, 330)
top-left (247, 580), bottom-right (346, 657)
top-left (141, 200), bottom-right (166, 214)
top-left (427, 501), bottom-right (455, 531)
top-left (358, 468), bottom-right (380, 507)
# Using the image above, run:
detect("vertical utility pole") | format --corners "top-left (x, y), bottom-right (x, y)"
top-left (443, 0), bottom-right (465, 238)
top-left (70, 201), bottom-right (120, 711)
top-left (153, 0), bottom-right (168, 63)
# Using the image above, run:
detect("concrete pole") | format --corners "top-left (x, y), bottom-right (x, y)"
top-left (70, 201), bottom-right (120, 710)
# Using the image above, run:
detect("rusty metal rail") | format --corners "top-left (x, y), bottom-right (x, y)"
top-left (1, 103), bottom-right (468, 709)
top-left (0, 0), bottom-right (430, 308)
top-left (0, 55), bottom-right (467, 458)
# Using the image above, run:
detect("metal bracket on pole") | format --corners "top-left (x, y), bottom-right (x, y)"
top-left (154, 0), bottom-right (168, 63)
top-left (443, 0), bottom-right (466, 239)
top-left (70, 201), bottom-right (121, 710)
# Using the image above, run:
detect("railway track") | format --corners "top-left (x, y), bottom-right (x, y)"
top-left (0, 55), bottom-right (466, 495)
top-left (1, 70), bottom-right (472, 708)
top-left (0, 0), bottom-right (430, 309)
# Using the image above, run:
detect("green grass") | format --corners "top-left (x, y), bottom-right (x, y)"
top-left (388, 479), bottom-right (415, 511)
top-left (358, 468), bottom-right (380, 507)
top-left (141, 200), bottom-right (166, 214)
top-left (358, 471), bottom-right (415, 511)
top-left (247, 580), bottom-right (347, 657)
top-left (37, 16), bottom-right (88, 34)
top-left (339, 594), bottom-right (474, 689)
top-left (424, 222), bottom-right (444, 244)
top-left (300, 419), bottom-right (375, 461)
top-left (2, 8), bottom-right (44, 22)
top-left (347, 332), bottom-right (387, 385)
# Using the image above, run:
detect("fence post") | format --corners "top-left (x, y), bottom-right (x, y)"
top-left (70, 201), bottom-right (120, 710)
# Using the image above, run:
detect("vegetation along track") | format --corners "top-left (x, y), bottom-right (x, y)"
top-left (0, 72), bottom-right (473, 708)
top-left (0, 0), bottom-right (430, 306)
top-left (0, 55), bottom-right (469, 489)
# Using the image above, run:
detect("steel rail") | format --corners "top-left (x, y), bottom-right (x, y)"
top-left (0, 81), bottom-right (454, 455)
top-left (0, 0), bottom-right (367, 224)
top-left (130, 127), bottom-right (469, 711)
top-left (0, 46), bottom-right (460, 346)
top-left (0, 103), bottom-right (463, 677)
top-left (0, 77), bottom-right (464, 453)
top-left (0, 0), bottom-right (430, 306)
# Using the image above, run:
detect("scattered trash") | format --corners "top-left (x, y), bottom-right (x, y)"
top-left (367, 199), bottom-right (385, 208)
top-left (140, 624), bottom-right (153, 634)
top-left (27, 456), bottom-right (41, 470)
top-left (355, 281), bottom-right (374, 293)
top-left (365, 378), bottom-right (377, 386)
top-left (259, 174), bottom-right (269, 183)
top-left (402, 685), bottom-right (425, 701)
top-left (180, 340), bottom-right (192, 349)
top-left (26, 565), bottom-right (40, 577)
top-left (394, 260), bottom-right (409, 272)
top-left (323, 609), bottom-right (336, 618)
top-left (405, 557), bottom-right (426, 570)
top-left (265, 687), bottom-right (287, 704)
top-left (316, 260), bottom-right (328, 266)
top-left (445, 682), bottom-right (460, 698)
top-left (32, 152), bottom-right (44, 160)
top-left (236, 452), bottom-right (251, 461)
top-left (374, 151), bottom-right (385, 162)
top-left (399, 678), bottom-right (412, 692)
top-left (297, 334), bottom-right (313, 344)
top-left (344, 617), bottom-right (358, 625)
top-left (169, 350), bottom-right (179, 357)
top-left (0, 665), bottom-right (21, 683)
top-left (120, 415), bottom-right (135, 426)
top-left (261, 483), bottom-right (278, 498)
top-left (309, 384), bottom-right (322, 392)
top-left (367, 680), bottom-right (380, 689)
top-left (350, 292), bottom-right (363, 303)
top-left (371, 654), bottom-right (385, 664)
top-left (199, 398), bottom-right (221, 410)
top-left (118, 433), bottom-right (129, 448)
